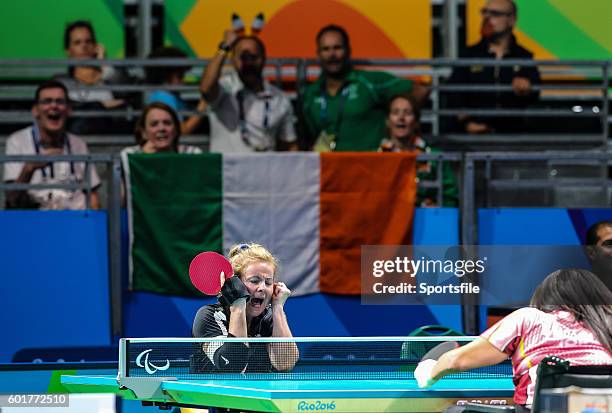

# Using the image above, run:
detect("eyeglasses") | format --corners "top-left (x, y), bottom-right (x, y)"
top-left (37, 98), bottom-right (68, 106)
top-left (480, 7), bottom-right (513, 18)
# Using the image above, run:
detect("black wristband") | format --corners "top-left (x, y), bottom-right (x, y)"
top-left (218, 276), bottom-right (250, 307)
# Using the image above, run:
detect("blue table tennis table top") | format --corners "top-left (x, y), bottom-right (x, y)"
top-left (62, 374), bottom-right (515, 412)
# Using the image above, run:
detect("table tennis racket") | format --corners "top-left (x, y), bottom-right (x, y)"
top-left (420, 341), bottom-right (459, 361)
top-left (189, 251), bottom-right (233, 295)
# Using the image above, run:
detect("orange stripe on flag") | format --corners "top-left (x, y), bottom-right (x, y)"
top-left (319, 152), bottom-right (418, 294)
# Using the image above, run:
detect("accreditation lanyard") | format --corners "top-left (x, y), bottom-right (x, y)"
top-left (31, 124), bottom-right (74, 179)
top-left (237, 89), bottom-right (270, 151)
top-left (319, 83), bottom-right (350, 139)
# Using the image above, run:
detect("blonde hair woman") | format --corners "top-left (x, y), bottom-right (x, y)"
top-left (192, 243), bottom-right (298, 374)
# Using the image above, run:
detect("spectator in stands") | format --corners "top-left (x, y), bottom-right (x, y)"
top-left (3, 80), bottom-right (100, 210)
top-left (55, 20), bottom-right (126, 134)
top-left (121, 102), bottom-right (202, 156)
top-left (120, 102), bottom-right (201, 205)
top-left (379, 94), bottom-right (458, 207)
top-left (146, 46), bottom-right (207, 135)
top-left (585, 220), bottom-right (612, 292)
top-left (299, 24), bottom-right (428, 152)
top-left (192, 243), bottom-right (299, 373)
top-left (415, 268), bottom-right (612, 412)
top-left (446, 0), bottom-right (540, 134)
top-left (200, 29), bottom-right (298, 152)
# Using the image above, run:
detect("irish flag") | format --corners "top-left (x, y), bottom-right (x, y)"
top-left (124, 152), bottom-right (417, 296)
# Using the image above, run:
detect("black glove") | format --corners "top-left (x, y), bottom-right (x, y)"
top-left (218, 276), bottom-right (250, 307)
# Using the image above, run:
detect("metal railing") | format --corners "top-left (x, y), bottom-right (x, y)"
top-left (0, 58), bottom-right (610, 148)
top-left (460, 151), bottom-right (612, 333)
top-left (461, 151), bottom-right (612, 243)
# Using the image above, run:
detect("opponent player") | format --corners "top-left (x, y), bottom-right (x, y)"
top-left (415, 268), bottom-right (612, 412)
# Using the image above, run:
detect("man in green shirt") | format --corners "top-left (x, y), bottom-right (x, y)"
top-left (299, 25), bottom-right (428, 151)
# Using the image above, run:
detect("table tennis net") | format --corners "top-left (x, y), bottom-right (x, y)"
top-left (122, 338), bottom-right (512, 381)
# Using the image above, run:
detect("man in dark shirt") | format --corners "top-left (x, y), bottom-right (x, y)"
top-left (585, 221), bottom-right (612, 293)
top-left (446, 0), bottom-right (540, 134)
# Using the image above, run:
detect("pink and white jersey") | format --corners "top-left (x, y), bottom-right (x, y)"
top-left (481, 308), bottom-right (612, 407)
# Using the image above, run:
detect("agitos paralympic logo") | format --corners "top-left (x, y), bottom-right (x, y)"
top-left (136, 349), bottom-right (170, 375)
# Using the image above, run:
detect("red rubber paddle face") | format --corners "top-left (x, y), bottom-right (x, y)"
top-left (189, 251), bottom-right (233, 295)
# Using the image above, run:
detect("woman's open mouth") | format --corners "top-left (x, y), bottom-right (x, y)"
top-left (250, 297), bottom-right (264, 308)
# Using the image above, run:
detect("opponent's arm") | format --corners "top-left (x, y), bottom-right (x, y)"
top-left (415, 338), bottom-right (508, 387)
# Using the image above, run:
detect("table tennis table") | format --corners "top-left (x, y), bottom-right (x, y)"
top-left (61, 337), bottom-right (515, 412)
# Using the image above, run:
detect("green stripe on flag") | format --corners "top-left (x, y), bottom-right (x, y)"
top-left (129, 153), bottom-right (223, 296)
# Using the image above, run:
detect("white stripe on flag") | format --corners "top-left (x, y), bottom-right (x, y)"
top-left (222, 153), bottom-right (320, 296)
